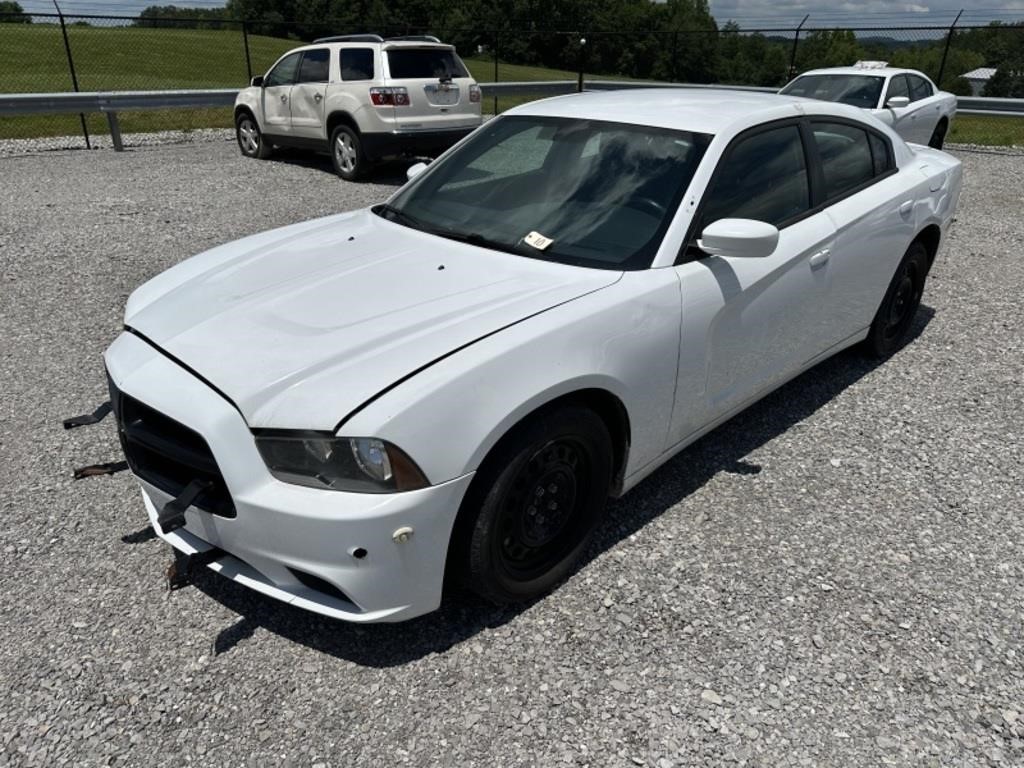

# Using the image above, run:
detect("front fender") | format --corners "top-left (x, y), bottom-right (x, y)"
top-left (340, 269), bottom-right (683, 486)
top-left (234, 88), bottom-right (262, 125)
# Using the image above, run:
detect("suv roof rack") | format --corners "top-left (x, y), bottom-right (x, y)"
top-left (313, 34), bottom-right (384, 44)
top-left (386, 35), bottom-right (442, 43)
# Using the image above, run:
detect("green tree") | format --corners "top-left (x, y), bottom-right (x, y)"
top-left (0, 1), bottom-right (30, 22)
top-left (715, 23), bottom-right (790, 86)
top-left (796, 30), bottom-right (863, 71)
top-left (137, 5), bottom-right (233, 29)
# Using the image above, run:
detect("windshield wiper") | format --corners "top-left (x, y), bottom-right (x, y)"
top-left (424, 227), bottom-right (525, 256)
top-left (373, 203), bottom-right (428, 232)
top-left (375, 205), bottom-right (528, 257)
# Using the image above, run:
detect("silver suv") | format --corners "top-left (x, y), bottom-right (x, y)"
top-left (234, 35), bottom-right (483, 180)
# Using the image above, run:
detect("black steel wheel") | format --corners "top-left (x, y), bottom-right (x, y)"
top-left (463, 406), bottom-right (613, 604)
top-left (235, 112), bottom-right (271, 159)
top-left (863, 240), bottom-right (929, 358)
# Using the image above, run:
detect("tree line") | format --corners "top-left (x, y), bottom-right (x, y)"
top-left (3, 0), bottom-right (1021, 95)
top-left (139, 1), bottom-right (1024, 95)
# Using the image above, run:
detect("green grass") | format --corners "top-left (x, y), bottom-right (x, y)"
top-left (949, 114), bottom-right (1024, 148)
top-left (0, 23), bottom-right (293, 92)
top-left (0, 22), bottom-right (293, 139)
top-left (1, 23), bottom-right (1021, 147)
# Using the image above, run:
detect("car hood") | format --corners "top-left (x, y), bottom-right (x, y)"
top-left (125, 209), bottom-right (620, 429)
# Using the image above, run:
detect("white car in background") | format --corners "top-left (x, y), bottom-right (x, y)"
top-left (781, 63), bottom-right (957, 148)
top-left (105, 89), bottom-right (961, 622)
top-left (234, 34), bottom-right (482, 180)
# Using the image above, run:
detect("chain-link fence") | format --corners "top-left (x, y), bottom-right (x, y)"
top-left (1, 10), bottom-right (1022, 150)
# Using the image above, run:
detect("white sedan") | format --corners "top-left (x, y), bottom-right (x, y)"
top-left (780, 64), bottom-right (957, 149)
top-left (104, 89), bottom-right (961, 622)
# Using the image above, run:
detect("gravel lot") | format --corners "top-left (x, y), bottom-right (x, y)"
top-left (1, 139), bottom-right (1022, 768)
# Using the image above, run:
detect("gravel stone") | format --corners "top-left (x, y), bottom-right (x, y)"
top-left (1, 143), bottom-right (1023, 767)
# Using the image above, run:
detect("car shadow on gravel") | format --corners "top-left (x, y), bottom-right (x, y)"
top-left (264, 149), bottom-right (415, 186)
top-left (185, 306), bottom-right (934, 667)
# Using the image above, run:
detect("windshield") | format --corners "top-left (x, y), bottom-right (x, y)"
top-left (377, 115), bottom-right (711, 270)
top-left (386, 48), bottom-right (469, 79)
top-left (781, 74), bottom-right (885, 109)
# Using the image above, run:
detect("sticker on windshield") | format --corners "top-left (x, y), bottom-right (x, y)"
top-left (523, 231), bottom-right (554, 251)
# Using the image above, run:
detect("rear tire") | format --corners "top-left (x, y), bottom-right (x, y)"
top-left (863, 240), bottom-right (929, 358)
top-left (330, 125), bottom-right (367, 181)
top-left (928, 118), bottom-right (948, 150)
top-left (235, 112), bottom-right (271, 159)
top-left (463, 406), bottom-right (613, 604)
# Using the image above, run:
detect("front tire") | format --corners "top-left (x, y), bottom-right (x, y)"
top-left (330, 125), bottom-right (367, 181)
top-left (235, 112), bottom-right (271, 159)
top-left (863, 240), bottom-right (929, 358)
top-left (464, 406), bottom-right (613, 604)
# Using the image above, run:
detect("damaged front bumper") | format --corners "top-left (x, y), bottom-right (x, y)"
top-left (102, 331), bottom-right (473, 623)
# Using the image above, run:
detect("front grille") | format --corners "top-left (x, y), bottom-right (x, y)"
top-left (109, 379), bottom-right (235, 518)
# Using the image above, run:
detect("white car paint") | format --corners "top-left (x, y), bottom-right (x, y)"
top-left (106, 89), bottom-right (962, 622)
top-left (781, 66), bottom-right (957, 146)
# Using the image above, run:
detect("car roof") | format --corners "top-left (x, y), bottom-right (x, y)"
top-left (797, 66), bottom-right (930, 80)
top-left (507, 88), bottom-right (877, 137)
top-left (294, 40), bottom-right (455, 51)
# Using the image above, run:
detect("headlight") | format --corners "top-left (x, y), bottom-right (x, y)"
top-left (255, 432), bottom-right (428, 493)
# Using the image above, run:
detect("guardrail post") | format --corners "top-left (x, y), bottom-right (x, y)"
top-left (106, 111), bottom-right (123, 152)
top-left (53, 1), bottom-right (90, 149)
top-left (789, 14), bottom-right (809, 79)
top-left (936, 9), bottom-right (963, 87)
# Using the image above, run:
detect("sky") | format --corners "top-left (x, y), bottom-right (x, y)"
top-left (15, 0), bottom-right (1024, 26)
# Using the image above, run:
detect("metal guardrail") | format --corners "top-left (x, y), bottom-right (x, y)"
top-left (0, 89), bottom-right (238, 150)
top-left (1, 83), bottom-right (1021, 150)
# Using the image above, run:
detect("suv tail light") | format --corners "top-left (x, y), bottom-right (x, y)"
top-left (369, 87), bottom-right (410, 107)
top-left (469, 84), bottom-right (481, 103)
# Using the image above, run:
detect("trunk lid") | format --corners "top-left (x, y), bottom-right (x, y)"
top-left (383, 44), bottom-right (480, 131)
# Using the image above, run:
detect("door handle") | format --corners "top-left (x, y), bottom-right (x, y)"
top-left (314, 93), bottom-right (323, 102)
top-left (899, 200), bottom-right (913, 217)
top-left (280, 94), bottom-right (288, 102)
top-left (809, 248), bottom-right (830, 269)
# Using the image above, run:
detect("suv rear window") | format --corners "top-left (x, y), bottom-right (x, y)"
top-left (387, 48), bottom-right (468, 80)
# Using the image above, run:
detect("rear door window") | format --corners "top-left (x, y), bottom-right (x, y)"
top-left (907, 75), bottom-right (933, 102)
top-left (868, 133), bottom-right (893, 176)
top-left (387, 48), bottom-right (469, 79)
top-left (812, 122), bottom-right (875, 200)
top-left (297, 49), bottom-right (330, 83)
top-left (340, 48), bottom-right (374, 81)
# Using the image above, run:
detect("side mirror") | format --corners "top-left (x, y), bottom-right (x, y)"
top-left (406, 161), bottom-right (429, 181)
top-left (885, 95), bottom-right (909, 109)
top-left (250, 75), bottom-right (264, 88)
top-left (698, 218), bottom-right (779, 259)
